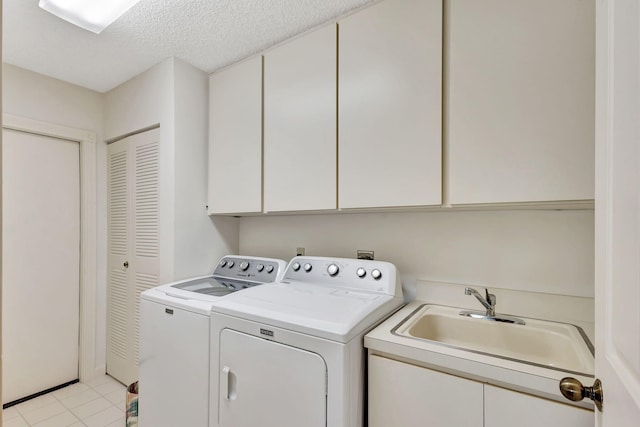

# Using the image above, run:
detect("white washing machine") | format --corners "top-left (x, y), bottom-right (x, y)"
top-left (138, 255), bottom-right (286, 427)
top-left (208, 256), bottom-right (404, 427)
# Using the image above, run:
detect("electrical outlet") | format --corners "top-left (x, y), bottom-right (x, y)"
top-left (357, 250), bottom-right (374, 260)
top-left (296, 247), bottom-right (305, 256)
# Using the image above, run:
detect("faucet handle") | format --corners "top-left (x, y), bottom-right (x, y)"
top-left (485, 288), bottom-right (496, 307)
top-left (484, 288), bottom-right (496, 305)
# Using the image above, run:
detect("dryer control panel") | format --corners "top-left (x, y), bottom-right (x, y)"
top-left (282, 256), bottom-right (401, 296)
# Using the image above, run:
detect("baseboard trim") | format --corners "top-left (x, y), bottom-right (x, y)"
top-left (2, 379), bottom-right (80, 409)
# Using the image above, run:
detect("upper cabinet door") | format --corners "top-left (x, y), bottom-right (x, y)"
top-left (448, 0), bottom-right (595, 205)
top-left (208, 56), bottom-right (263, 214)
top-left (263, 24), bottom-right (337, 213)
top-left (339, 0), bottom-right (442, 209)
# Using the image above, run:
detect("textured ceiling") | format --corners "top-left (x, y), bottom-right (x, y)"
top-left (3, 0), bottom-right (374, 93)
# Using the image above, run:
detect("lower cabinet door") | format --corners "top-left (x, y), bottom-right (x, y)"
top-left (368, 355), bottom-right (483, 427)
top-left (219, 329), bottom-right (327, 427)
top-left (484, 384), bottom-right (594, 427)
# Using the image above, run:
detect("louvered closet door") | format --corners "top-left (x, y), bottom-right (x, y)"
top-left (107, 128), bottom-right (160, 386)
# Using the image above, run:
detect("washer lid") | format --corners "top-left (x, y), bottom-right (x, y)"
top-left (141, 276), bottom-right (256, 309)
top-left (171, 277), bottom-right (255, 296)
top-left (210, 281), bottom-right (403, 343)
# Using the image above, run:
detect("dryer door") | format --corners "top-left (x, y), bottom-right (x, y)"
top-left (219, 329), bottom-right (327, 427)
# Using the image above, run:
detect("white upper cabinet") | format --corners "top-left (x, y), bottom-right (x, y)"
top-left (207, 0), bottom-right (595, 214)
top-left (208, 56), bottom-right (263, 214)
top-left (339, 0), bottom-right (442, 209)
top-left (263, 24), bottom-right (337, 213)
top-left (447, 0), bottom-right (595, 205)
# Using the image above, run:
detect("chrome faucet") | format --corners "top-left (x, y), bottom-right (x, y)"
top-left (465, 287), bottom-right (496, 317)
top-left (461, 287), bottom-right (525, 325)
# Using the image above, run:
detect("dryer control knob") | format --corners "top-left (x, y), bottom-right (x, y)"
top-left (303, 263), bottom-right (312, 272)
top-left (356, 268), bottom-right (367, 278)
top-left (256, 264), bottom-right (265, 272)
top-left (371, 269), bottom-right (382, 280)
top-left (266, 265), bottom-right (274, 273)
top-left (240, 261), bottom-right (249, 271)
top-left (327, 264), bottom-right (339, 276)
top-left (227, 261), bottom-right (235, 268)
top-left (219, 260), bottom-right (227, 267)
top-left (292, 262), bottom-right (301, 271)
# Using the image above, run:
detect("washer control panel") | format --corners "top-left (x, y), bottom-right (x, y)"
top-left (214, 256), bottom-right (286, 283)
top-left (282, 256), bottom-right (399, 295)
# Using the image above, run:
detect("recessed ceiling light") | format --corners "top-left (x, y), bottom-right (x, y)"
top-left (39, 0), bottom-right (142, 34)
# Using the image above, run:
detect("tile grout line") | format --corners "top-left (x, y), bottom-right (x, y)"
top-left (8, 375), bottom-right (126, 427)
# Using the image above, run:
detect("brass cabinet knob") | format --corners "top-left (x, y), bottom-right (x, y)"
top-left (559, 377), bottom-right (603, 412)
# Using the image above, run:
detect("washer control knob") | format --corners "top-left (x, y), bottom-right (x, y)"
top-left (356, 268), bottom-right (367, 278)
top-left (239, 261), bottom-right (249, 271)
top-left (292, 262), bottom-right (301, 272)
top-left (256, 264), bottom-right (265, 272)
top-left (219, 260), bottom-right (227, 267)
top-left (327, 264), bottom-right (339, 276)
top-left (266, 265), bottom-right (274, 273)
top-left (303, 263), bottom-right (313, 272)
top-left (371, 269), bottom-right (382, 280)
top-left (227, 261), bottom-right (235, 268)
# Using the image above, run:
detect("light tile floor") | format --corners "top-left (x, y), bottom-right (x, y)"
top-left (3, 375), bottom-right (127, 427)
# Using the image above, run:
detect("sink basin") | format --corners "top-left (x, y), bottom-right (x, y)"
top-left (393, 304), bottom-right (594, 375)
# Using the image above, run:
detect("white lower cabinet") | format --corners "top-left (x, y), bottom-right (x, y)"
top-left (484, 384), bottom-right (593, 427)
top-left (368, 355), bottom-right (593, 427)
top-left (368, 355), bottom-right (483, 427)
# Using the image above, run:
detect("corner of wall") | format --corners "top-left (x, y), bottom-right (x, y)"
top-left (172, 59), bottom-right (239, 278)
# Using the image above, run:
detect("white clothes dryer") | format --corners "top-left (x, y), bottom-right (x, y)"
top-left (139, 255), bottom-right (286, 427)
top-left (209, 256), bottom-right (404, 427)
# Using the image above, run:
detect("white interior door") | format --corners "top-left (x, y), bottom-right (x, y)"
top-left (594, 0), bottom-right (640, 425)
top-left (219, 329), bottom-right (327, 427)
top-left (2, 129), bottom-right (80, 404)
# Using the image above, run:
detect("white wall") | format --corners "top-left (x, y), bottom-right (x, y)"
top-left (173, 59), bottom-right (238, 279)
top-left (105, 58), bottom-right (238, 282)
top-left (3, 64), bottom-right (104, 131)
top-left (3, 59), bottom-right (595, 384)
top-left (103, 58), bottom-right (174, 141)
top-left (3, 58), bottom-right (239, 383)
top-left (104, 58), bottom-right (176, 284)
top-left (239, 209), bottom-right (594, 298)
top-left (103, 58), bottom-right (239, 377)
top-left (2, 63), bottom-right (107, 373)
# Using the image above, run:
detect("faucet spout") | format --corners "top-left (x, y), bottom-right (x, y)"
top-left (464, 287), bottom-right (496, 316)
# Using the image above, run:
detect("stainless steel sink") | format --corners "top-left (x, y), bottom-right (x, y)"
top-left (392, 304), bottom-right (594, 375)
